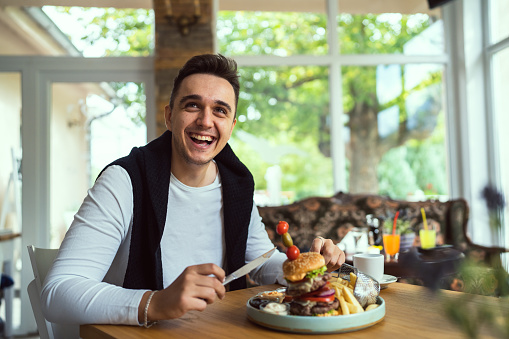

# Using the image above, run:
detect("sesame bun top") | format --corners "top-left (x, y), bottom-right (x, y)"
top-left (283, 252), bottom-right (326, 282)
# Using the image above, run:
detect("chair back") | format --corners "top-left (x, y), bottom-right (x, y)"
top-left (28, 245), bottom-right (58, 293)
top-left (27, 245), bottom-right (80, 339)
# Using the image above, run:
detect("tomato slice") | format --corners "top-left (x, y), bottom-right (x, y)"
top-left (300, 294), bottom-right (335, 303)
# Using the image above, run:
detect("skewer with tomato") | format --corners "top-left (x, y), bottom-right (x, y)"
top-left (276, 220), bottom-right (300, 261)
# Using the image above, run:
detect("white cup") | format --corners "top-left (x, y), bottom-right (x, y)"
top-left (352, 253), bottom-right (384, 282)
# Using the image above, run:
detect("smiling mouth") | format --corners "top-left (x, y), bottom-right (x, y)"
top-left (189, 132), bottom-right (215, 145)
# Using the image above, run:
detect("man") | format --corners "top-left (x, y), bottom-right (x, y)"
top-left (41, 54), bottom-right (345, 327)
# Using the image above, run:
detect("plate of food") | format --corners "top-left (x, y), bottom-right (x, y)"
top-left (246, 251), bottom-right (385, 334)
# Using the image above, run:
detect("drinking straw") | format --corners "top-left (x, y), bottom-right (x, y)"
top-left (392, 211), bottom-right (399, 235)
top-left (421, 208), bottom-right (428, 230)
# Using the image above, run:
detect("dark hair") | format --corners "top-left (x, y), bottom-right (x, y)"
top-left (169, 54), bottom-right (240, 116)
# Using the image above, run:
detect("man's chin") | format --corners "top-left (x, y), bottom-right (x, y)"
top-left (183, 153), bottom-right (215, 167)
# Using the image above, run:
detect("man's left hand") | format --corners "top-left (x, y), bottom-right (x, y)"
top-left (309, 237), bottom-right (345, 272)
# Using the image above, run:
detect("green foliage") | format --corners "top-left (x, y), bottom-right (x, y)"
top-left (108, 82), bottom-right (146, 126)
top-left (442, 259), bottom-right (509, 339)
top-left (443, 293), bottom-right (492, 339)
top-left (377, 147), bottom-right (419, 198)
top-left (217, 11), bottom-right (328, 56)
top-left (442, 188), bottom-right (509, 338)
top-left (54, 7), bottom-right (154, 56)
top-left (338, 13), bottom-right (432, 54)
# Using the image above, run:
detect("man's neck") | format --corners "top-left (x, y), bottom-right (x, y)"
top-left (171, 157), bottom-right (217, 187)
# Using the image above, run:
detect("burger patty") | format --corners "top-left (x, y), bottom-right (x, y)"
top-left (289, 298), bottom-right (340, 316)
top-left (286, 273), bottom-right (332, 296)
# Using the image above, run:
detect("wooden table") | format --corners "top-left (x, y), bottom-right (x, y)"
top-left (81, 283), bottom-right (504, 338)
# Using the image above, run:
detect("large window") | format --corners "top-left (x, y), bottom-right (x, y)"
top-left (232, 65), bottom-right (333, 205)
top-left (343, 63), bottom-right (446, 199)
top-left (218, 8), bottom-right (447, 204)
top-left (486, 0), bottom-right (509, 260)
top-left (49, 82), bottom-right (147, 247)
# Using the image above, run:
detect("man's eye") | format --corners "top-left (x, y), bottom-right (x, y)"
top-left (185, 102), bottom-right (199, 109)
top-left (215, 107), bottom-right (227, 114)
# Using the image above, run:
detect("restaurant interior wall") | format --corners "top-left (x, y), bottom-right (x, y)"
top-left (0, 0), bottom-right (507, 335)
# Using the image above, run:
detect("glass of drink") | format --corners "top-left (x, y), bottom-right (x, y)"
top-left (350, 227), bottom-right (367, 254)
top-left (419, 229), bottom-right (436, 249)
top-left (383, 234), bottom-right (400, 262)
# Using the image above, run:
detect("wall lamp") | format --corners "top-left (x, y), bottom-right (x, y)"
top-left (164, 0), bottom-right (201, 36)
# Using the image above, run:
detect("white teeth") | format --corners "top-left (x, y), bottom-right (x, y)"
top-left (191, 133), bottom-right (213, 141)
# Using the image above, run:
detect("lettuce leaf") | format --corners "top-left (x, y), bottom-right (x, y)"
top-left (305, 265), bottom-right (327, 279)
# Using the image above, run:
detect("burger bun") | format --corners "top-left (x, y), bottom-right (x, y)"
top-left (283, 252), bottom-right (325, 282)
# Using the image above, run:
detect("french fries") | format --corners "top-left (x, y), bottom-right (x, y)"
top-left (365, 304), bottom-right (379, 311)
top-left (338, 295), bottom-right (349, 314)
top-left (349, 272), bottom-right (357, 287)
top-left (329, 273), bottom-right (378, 315)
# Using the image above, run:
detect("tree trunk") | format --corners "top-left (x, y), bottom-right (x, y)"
top-left (347, 101), bottom-right (381, 194)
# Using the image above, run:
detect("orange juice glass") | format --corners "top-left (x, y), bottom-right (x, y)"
top-left (383, 234), bottom-right (401, 261)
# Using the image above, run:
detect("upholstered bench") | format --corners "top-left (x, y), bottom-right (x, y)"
top-left (257, 191), bottom-right (470, 251)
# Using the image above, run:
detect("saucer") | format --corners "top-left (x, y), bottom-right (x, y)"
top-left (379, 274), bottom-right (397, 289)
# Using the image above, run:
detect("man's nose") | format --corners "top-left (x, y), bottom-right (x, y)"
top-left (197, 107), bottom-right (214, 127)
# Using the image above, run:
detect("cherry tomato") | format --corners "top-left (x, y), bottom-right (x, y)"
top-left (282, 232), bottom-right (293, 248)
top-left (286, 245), bottom-right (300, 261)
top-left (276, 221), bottom-right (289, 235)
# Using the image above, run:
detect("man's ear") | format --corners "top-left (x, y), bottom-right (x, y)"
top-left (228, 118), bottom-right (237, 139)
top-left (164, 105), bottom-right (172, 131)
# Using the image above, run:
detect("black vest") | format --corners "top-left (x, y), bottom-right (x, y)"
top-left (100, 131), bottom-right (254, 291)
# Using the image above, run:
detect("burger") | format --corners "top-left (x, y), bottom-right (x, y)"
top-left (283, 252), bottom-right (339, 316)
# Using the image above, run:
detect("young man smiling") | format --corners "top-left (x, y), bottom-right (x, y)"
top-left (41, 54), bottom-right (345, 328)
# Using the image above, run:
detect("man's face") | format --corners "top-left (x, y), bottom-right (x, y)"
top-left (165, 73), bottom-right (237, 167)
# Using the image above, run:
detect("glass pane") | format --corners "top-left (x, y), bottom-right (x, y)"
top-left (342, 64), bottom-right (448, 200)
top-left (492, 48), bottom-right (509, 251)
top-left (490, 0), bottom-right (509, 44)
top-left (230, 66), bottom-right (332, 205)
top-left (43, 7), bottom-right (154, 57)
top-left (217, 9), bottom-right (328, 56)
top-left (0, 72), bottom-right (21, 232)
top-left (0, 72), bottom-right (22, 330)
top-left (338, 13), bottom-right (444, 55)
top-left (50, 82), bottom-right (147, 247)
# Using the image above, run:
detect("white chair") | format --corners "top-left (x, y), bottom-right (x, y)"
top-left (27, 245), bottom-right (80, 339)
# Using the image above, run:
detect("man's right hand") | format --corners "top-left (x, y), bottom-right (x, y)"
top-left (138, 263), bottom-right (226, 323)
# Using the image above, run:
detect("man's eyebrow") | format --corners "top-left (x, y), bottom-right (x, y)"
top-left (179, 94), bottom-right (201, 105)
top-left (179, 95), bottom-right (232, 113)
top-left (215, 99), bottom-right (232, 113)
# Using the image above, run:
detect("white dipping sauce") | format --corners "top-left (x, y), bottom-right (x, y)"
top-left (261, 302), bottom-right (289, 316)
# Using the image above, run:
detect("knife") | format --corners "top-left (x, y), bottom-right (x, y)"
top-left (223, 247), bottom-right (277, 285)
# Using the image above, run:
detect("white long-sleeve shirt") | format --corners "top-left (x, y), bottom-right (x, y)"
top-left (41, 165), bottom-right (286, 325)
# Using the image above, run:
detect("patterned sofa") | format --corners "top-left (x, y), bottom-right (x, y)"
top-left (257, 191), bottom-right (508, 292)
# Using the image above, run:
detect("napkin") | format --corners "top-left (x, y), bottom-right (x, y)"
top-left (338, 263), bottom-right (380, 308)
